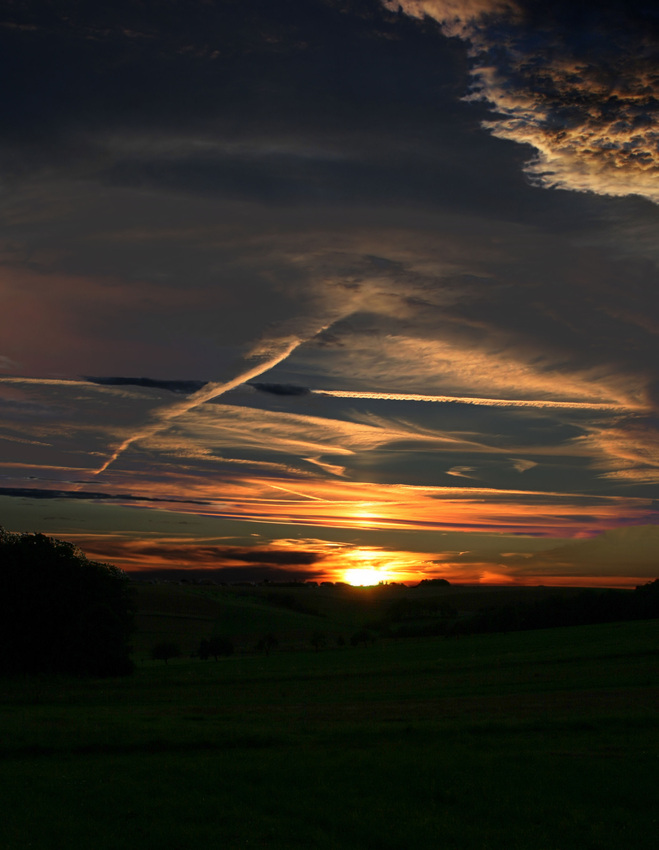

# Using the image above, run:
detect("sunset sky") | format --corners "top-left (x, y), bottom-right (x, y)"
top-left (1, 0), bottom-right (658, 586)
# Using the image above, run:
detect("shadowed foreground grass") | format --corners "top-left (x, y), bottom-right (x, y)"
top-left (1, 620), bottom-right (658, 849)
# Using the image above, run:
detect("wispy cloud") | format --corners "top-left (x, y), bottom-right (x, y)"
top-left (446, 465), bottom-right (478, 479)
top-left (0, 355), bottom-right (19, 372)
top-left (83, 470), bottom-right (653, 537)
top-left (506, 525), bottom-right (659, 580)
top-left (570, 416), bottom-right (659, 485)
top-left (510, 458), bottom-right (537, 473)
top-left (298, 328), bottom-right (649, 411)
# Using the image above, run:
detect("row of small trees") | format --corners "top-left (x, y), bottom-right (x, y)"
top-left (150, 636), bottom-right (236, 663)
top-left (149, 629), bottom-right (378, 663)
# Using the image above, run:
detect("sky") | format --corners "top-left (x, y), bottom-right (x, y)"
top-left (1, 0), bottom-right (658, 586)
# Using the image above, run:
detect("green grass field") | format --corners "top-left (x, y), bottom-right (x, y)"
top-left (130, 581), bottom-right (394, 659)
top-left (128, 580), bottom-right (596, 658)
top-left (1, 586), bottom-right (658, 849)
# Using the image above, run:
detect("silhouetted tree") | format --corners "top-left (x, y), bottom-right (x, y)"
top-left (633, 579), bottom-right (659, 619)
top-left (310, 631), bottom-right (326, 651)
top-left (198, 635), bottom-right (234, 660)
top-left (0, 527), bottom-right (134, 676)
top-left (256, 633), bottom-right (278, 655)
top-left (151, 641), bottom-right (180, 664)
top-left (414, 578), bottom-right (451, 588)
top-left (350, 628), bottom-right (374, 647)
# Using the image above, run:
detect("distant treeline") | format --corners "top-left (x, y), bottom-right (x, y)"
top-left (377, 581), bottom-right (659, 639)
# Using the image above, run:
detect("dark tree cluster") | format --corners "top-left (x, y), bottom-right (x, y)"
top-left (151, 641), bottom-right (180, 664)
top-left (372, 582), bottom-right (659, 640)
top-left (198, 635), bottom-right (234, 660)
top-left (463, 582), bottom-right (659, 636)
top-left (0, 527), bottom-right (134, 677)
top-left (256, 633), bottom-right (278, 655)
top-left (265, 591), bottom-right (320, 617)
top-left (310, 631), bottom-right (326, 651)
top-left (350, 628), bottom-right (375, 647)
top-left (384, 597), bottom-right (457, 623)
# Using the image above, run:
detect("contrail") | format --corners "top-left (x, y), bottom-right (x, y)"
top-left (266, 483), bottom-right (326, 501)
top-left (0, 377), bottom-right (92, 387)
top-left (93, 338), bottom-right (307, 476)
top-left (310, 389), bottom-right (632, 411)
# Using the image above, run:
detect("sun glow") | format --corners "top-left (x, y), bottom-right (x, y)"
top-left (343, 567), bottom-right (391, 586)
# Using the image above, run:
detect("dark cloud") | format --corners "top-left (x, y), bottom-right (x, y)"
top-left (85, 376), bottom-right (208, 394)
top-left (0, 487), bottom-right (208, 505)
top-left (133, 544), bottom-right (322, 567)
top-left (0, 0), bottom-right (548, 218)
top-left (126, 566), bottom-right (323, 583)
top-left (250, 382), bottom-right (310, 396)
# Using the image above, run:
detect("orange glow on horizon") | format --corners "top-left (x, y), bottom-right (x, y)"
top-left (45, 533), bottom-right (655, 590)
top-left (62, 467), bottom-right (653, 540)
top-left (340, 546), bottom-right (399, 584)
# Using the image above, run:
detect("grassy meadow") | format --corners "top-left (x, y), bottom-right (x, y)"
top-left (1, 582), bottom-right (657, 849)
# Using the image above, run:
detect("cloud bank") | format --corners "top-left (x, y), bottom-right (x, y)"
top-left (384, 0), bottom-right (659, 203)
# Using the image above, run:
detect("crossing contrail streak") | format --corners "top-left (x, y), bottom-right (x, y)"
top-left (93, 338), bottom-right (308, 476)
top-left (310, 389), bottom-right (633, 411)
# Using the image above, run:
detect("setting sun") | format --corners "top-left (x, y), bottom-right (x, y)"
top-left (339, 546), bottom-right (408, 585)
top-left (343, 567), bottom-right (390, 586)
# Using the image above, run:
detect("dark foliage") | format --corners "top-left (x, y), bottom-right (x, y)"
top-left (350, 628), bottom-right (375, 647)
top-left (198, 635), bottom-right (234, 660)
top-left (310, 631), bottom-right (327, 651)
top-left (461, 582), bottom-right (659, 636)
top-left (374, 581), bottom-right (659, 640)
top-left (265, 591), bottom-right (320, 617)
top-left (150, 641), bottom-right (180, 664)
top-left (0, 527), bottom-right (134, 676)
top-left (632, 579), bottom-right (659, 618)
top-left (414, 578), bottom-right (451, 588)
top-left (256, 633), bottom-right (278, 655)
top-left (384, 596), bottom-right (457, 623)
